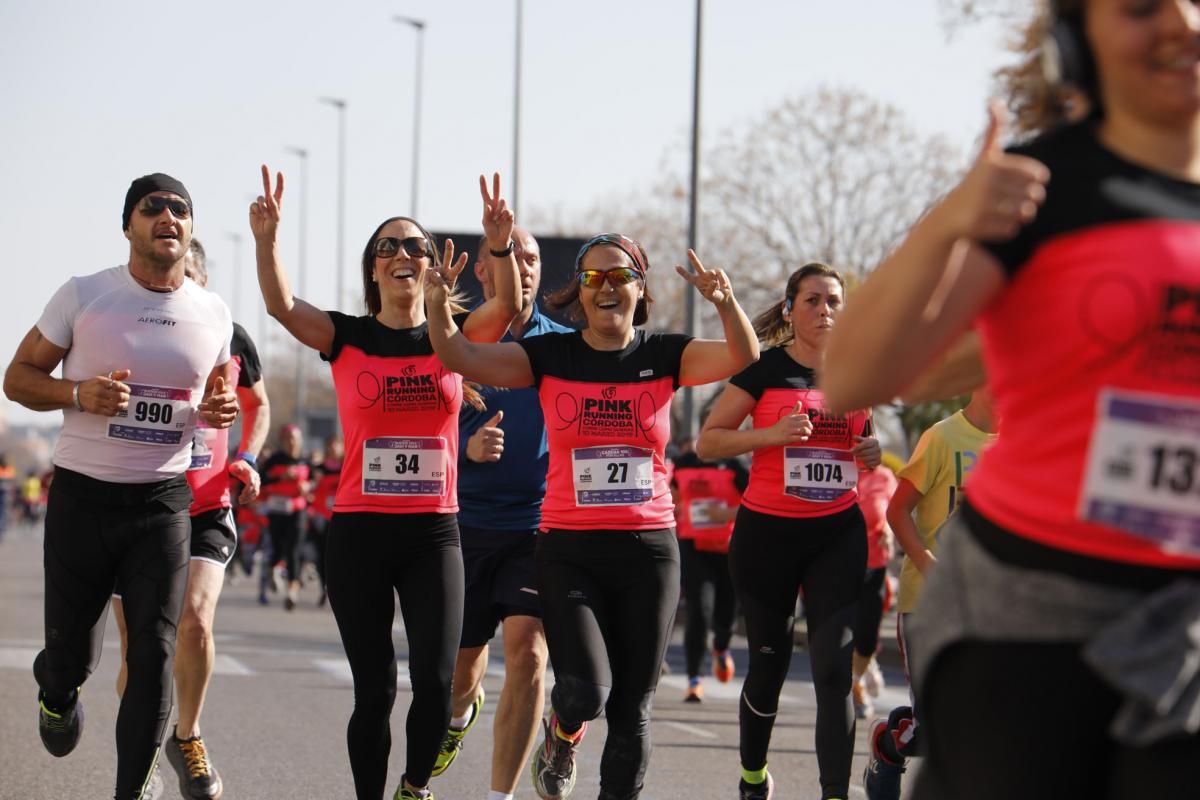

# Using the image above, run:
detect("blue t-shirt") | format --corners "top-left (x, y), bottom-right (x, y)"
top-left (457, 303), bottom-right (572, 530)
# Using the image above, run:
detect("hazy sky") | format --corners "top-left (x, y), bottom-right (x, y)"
top-left (1, 1), bottom-right (1014, 427)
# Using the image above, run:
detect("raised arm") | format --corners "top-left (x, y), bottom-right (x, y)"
top-left (822, 104), bottom-right (1047, 414)
top-left (249, 165), bottom-right (335, 354)
top-left (425, 260), bottom-right (534, 388)
top-left (696, 383), bottom-right (811, 461)
top-left (677, 250), bottom-right (760, 387)
top-left (460, 173), bottom-right (522, 343)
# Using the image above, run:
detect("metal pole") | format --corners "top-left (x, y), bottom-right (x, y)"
top-left (225, 231), bottom-right (243, 325)
top-left (512, 0), bottom-right (523, 216)
top-left (320, 97), bottom-right (347, 312)
top-left (286, 146), bottom-right (309, 432)
top-left (395, 16), bottom-right (426, 217)
top-left (683, 0), bottom-right (703, 440)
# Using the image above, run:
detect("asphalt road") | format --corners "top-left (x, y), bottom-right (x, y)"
top-left (0, 521), bottom-right (915, 800)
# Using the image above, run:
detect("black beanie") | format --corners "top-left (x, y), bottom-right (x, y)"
top-left (122, 173), bottom-right (192, 231)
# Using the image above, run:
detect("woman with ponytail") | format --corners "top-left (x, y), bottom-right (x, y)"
top-left (698, 263), bottom-right (882, 800)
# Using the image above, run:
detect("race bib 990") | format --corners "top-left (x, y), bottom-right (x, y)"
top-left (1080, 389), bottom-right (1200, 555)
top-left (107, 384), bottom-right (193, 446)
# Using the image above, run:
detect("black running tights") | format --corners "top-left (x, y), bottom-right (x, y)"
top-left (325, 512), bottom-right (464, 799)
top-left (38, 468), bottom-right (190, 800)
top-left (914, 640), bottom-right (1200, 800)
top-left (729, 504), bottom-right (866, 800)
top-left (537, 528), bottom-right (680, 800)
top-left (679, 538), bottom-right (736, 679)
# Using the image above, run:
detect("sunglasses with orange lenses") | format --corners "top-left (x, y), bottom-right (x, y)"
top-left (577, 267), bottom-right (642, 289)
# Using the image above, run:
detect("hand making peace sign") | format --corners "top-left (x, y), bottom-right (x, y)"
top-left (675, 250), bottom-right (735, 309)
top-left (479, 172), bottom-right (514, 253)
top-left (249, 165), bottom-right (285, 243)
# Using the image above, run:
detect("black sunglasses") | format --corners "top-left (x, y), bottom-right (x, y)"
top-left (139, 196), bottom-right (191, 219)
top-left (374, 236), bottom-right (432, 259)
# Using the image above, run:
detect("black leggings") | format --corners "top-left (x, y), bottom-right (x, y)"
top-left (853, 566), bottom-right (888, 659)
top-left (267, 511), bottom-right (303, 582)
top-left (537, 528), bottom-right (680, 800)
top-left (914, 640), bottom-right (1200, 800)
top-left (325, 512), bottom-right (464, 799)
top-left (729, 504), bottom-right (866, 800)
top-left (38, 467), bottom-right (191, 800)
top-left (679, 538), bottom-right (735, 679)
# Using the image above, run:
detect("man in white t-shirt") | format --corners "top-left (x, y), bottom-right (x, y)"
top-left (3, 173), bottom-right (239, 800)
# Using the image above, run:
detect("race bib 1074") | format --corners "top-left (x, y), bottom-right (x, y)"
top-left (783, 446), bottom-right (857, 503)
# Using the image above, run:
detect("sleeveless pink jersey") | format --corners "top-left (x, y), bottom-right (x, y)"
top-left (324, 313), bottom-right (463, 516)
top-left (733, 347), bottom-right (872, 519)
top-left (973, 124), bottom-right (1200, 569)
top-left (187, 324), bottom-right (262, 514)
top-left (519, 331), bottom-right (691, 531)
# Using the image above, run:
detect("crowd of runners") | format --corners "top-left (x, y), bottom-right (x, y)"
top-left (4, 1), bottom-right (1200, 799)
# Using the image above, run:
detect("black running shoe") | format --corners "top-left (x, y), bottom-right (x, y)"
top-left (738, 771), bottom-right (774, 800)
top-left (37, 688), bottom-right (83, 757)
top-left (165, 733), bottom-right (223, 799)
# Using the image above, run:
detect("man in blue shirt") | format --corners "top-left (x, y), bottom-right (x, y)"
top-left (434, 227), bottom-right (571, 800)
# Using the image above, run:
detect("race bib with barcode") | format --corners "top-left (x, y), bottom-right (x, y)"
top-left (572, 445), bottom-right (655, 506)
top-left (361, 436), bottom-right (448, 497)
top-left (1080, 389), bottom-right (1200, 555)
top-left (107, 384), bottom-right (193, 446)
top-left (783, 446), bottom-right (857, 502)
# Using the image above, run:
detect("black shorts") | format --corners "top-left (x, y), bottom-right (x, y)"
top-left (190, 506), bottom-right (238, 567)
top-left (459, 525), bottom-right (541, 648)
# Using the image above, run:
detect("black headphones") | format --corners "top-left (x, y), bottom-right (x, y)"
top-left (1043, 1), bottom-right (1095, 91)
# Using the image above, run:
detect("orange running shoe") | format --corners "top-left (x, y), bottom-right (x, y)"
top-left (713, 649), bottom-right (735, 683)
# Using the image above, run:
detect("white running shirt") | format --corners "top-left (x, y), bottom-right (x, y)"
top-left (37, 265), bottom-right (232, 483)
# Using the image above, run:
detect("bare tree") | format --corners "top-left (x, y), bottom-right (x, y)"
top-left (531, 86), bottom-right (963, 336)
top-left (938, 0), bottom-right (1032, 34)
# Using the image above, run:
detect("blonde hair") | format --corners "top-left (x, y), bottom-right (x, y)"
top-left (998, 0), bottom-right (1095, 137)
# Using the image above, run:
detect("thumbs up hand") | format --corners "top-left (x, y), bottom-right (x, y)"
top-left (199, 373), bottom-right (239, 429)
top-left (768, 401), bottom-right (813, 446)
top-left (945, 101), bottom-right (1051, 242)
top-left (466, 409), bottom-right (506, 463)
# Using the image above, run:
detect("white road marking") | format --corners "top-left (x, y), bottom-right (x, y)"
top-left (212, 655), bottom-right (254, 676)
top-left (657, 674), bottom-right (806, 706)
top-left (0, 646), bottom-right (38, 670)
top-left (660, 720), bottom-right (717, 739)
top-left (313, 658), bottom-right (410, 684)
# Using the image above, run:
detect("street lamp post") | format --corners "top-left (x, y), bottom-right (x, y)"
top-left (319, 97), bottom-right (348, 312)
top-left (224, 231), bottom-right (244, 327)
top-left (682, 0), bottom-right (704, 440)
top-left (285, 145), bottom-right (310, 432)
top-left (512, 0), bottom-right (523, 216)
top-left (394, 15), bottom-right (425, 217)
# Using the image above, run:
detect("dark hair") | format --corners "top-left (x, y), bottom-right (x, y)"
top-left (358, 216), bottom-right (483, 410)
top-left (752, 262), bottom-right (845, 346)
top-left (360, 216), bottom-right (442, 315)
top-left (545, 240), bottom-right (654, 326)
top-left (1000, 0), bottom-right (1099, 136)
top-left (185, 238), bottom-right (208, 284)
